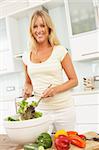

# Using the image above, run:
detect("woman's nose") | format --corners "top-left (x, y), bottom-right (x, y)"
top-left (37, 26), bottom-right (42, 32)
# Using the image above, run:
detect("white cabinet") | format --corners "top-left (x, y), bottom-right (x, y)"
top-left (73, 93), bottom-right (99, 133)
top-left (0, 18), bottom-right (22, 74)
top-left (0, 0), bottom-right (29, 18)
top-left (0, 100), bottom-right (16, 134)
top-left (0, 51), bottom-right (14, 74)
top-left (70, 30), bottom-right (99, 61)
top-left (64, 0), bottom-right (99, 61)
top-left (0, 18), bottom-right (13, 74)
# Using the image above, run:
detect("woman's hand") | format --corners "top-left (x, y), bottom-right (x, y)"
top-left (41, 86), bottom-right (58, 98)
top-left (22, 83), bottom-right (33, 99)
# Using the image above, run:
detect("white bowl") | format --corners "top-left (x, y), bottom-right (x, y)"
top-left (3, 114), bottom-right (52, 144)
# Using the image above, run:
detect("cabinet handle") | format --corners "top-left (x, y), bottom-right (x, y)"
top-left (81, 51), bottom-right (99, 56)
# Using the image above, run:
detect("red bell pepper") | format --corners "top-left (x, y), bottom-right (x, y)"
top-left (69, 135), bottom-right (86, 148)
top-left (78, 134), bottom-right (86, 140)
top-left (67, 131), bottom-right (78, 136)
top-left (54, 135), bottom-right (70, 150)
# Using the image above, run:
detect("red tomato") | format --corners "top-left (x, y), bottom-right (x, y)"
top-left (54, 135), bottom-right (70, 150)
top-left (78, 134), bottom-right (86, 140)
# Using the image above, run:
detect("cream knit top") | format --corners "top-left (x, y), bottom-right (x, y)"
top-left (22, 45), bottom-right (73, 110)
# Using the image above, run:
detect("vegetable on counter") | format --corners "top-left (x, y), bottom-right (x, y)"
top-left (78, 134), bottom-right (86, 140)
top-left (69, 135), bottom-right (86, 148)
top-left (54, 129), bottom-right (68, 139)
top-left (54, 129), bottom-right (86, 149)
top-left (24, 143), bottom-right (44, 150)
top-left (24, 132), bottom-right (52, 150)
top-left (36, 132), bottom-right (52, 149)
top-left (54, 135), bottom-right (70, 150)
top-left (67, 131), bottom-right (78, 136)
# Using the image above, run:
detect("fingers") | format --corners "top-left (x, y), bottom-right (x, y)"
top-left (42, 87), bottom-right (55, 98)
top-left (22, 88), bottom-right (32, 99)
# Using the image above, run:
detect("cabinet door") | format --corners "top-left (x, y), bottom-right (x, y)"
top-left (0, 19), bottom-right (9, 52)
top-left (0, 0), bottom-right (28, 18)
top-left (70, 30), bottom-right (99, 61)
top-left (64, 0), bottom-right (98, 61)
top-left (0, 51), bottom-right (14, 74)
top-left (0, 18), bottom-right (14, 74)
top-left (75, 105), bottom-right (99, 123)
top-left (74, 94), bottom-right (99, 105)
top-left (74, 94), bottom-right (99, 132)
top-left (0, 51), bottom-right (8, 73)
top-left (67, 0), bottom-right (97, 36)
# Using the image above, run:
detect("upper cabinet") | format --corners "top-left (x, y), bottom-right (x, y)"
top-left (0, 18), bottom-right (22, 74)
top-left (68, 0), bottom-right (97, 35)
top-left (0, 0), bottom-right (29, 18)
top-left (64, 0), bottom-right (99, 61)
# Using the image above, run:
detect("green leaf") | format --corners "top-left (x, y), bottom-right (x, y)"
top-left (34, 112), bottom-right (42, 118)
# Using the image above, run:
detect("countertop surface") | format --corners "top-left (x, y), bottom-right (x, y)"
top-left (72, 88), bottom-right (99, 95)
top-left (0, 132), bottom-right (99, 150)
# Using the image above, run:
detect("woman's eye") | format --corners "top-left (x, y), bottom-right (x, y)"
top-left (33, 25), bottom-right (37, 28)
top-left (41, 24), bottom-right (45, 27)
top-left (33, 24), bottom-right (45, 29)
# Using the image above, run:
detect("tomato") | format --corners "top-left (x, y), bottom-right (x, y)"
top-left (54, 135), bottom-right (70, 150)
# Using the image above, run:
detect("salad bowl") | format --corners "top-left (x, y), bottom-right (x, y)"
top-left (3, 114), bottom-right (52, 144)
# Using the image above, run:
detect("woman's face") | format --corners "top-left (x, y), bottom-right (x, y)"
top-left (32, 16), bottom-right (49, 44)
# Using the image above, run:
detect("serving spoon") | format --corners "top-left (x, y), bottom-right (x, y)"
top-left (35, 84), bottom-right (52, 107)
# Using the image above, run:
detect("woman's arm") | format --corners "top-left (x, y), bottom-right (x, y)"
top-left (55, 53), bottom-right (78, 93)
top-left (23, 63), bottom-right (33, 99)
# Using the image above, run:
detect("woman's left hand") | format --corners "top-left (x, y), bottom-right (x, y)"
top-left (41, 86), bottom-right (58, 98)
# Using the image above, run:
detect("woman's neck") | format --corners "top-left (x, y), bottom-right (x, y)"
top-left (36, 41), bottom-right (51, 51)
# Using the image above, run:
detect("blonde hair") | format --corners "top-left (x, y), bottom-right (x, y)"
top-left (29, 10), bottom-right (60, 50)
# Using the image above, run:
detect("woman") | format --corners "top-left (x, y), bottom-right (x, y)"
top-left (22, 10), bottom-right (78, 131)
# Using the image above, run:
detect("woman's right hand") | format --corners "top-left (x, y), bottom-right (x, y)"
top-left (22, 83), bottom-right (33, 99)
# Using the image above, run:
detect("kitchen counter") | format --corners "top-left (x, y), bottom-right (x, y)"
top-left (0, 134), bottom-right (22, 150)
top-left (0, 132), bottom-right (99, 150)
top-left (72, 88), bottom-right (99, 96)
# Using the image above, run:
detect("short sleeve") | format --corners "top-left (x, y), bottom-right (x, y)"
top-left (22, 51), bottom-right (29, 65)
top-left (55, 45), bottom-right (68, 62)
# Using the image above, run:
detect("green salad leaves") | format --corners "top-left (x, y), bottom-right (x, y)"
top-left (7, 100), bottom-right (42, 121)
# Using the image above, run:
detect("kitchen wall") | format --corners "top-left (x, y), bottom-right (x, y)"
top-left (0, 72), bottom-right (25, 100)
